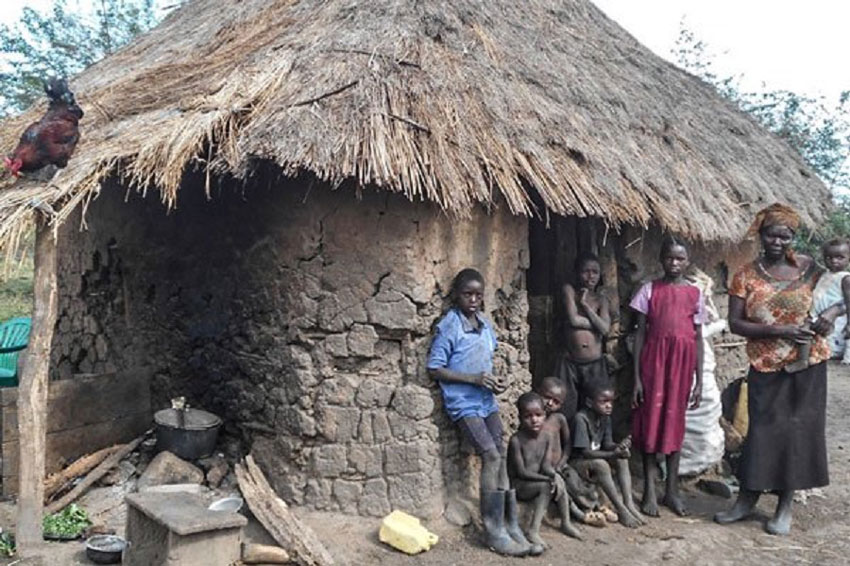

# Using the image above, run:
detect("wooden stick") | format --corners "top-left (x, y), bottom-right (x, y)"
top-left (16, 223), bottom-right (58, 551)
top-left (242, 542), bottom-right (291, 564)
top-left (46, 436), bottom-right (142, 515)
top-left (235, 455), bottom-right (335, 566)
top-left (44, 445), bottom-right (120, 502)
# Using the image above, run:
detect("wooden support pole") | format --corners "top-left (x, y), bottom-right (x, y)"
top-left (16, 222), bottom-right (58, 551)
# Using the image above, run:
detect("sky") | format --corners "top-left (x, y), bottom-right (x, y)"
top-left (593, 0), bottom-right (850, 101)
top-left (2, 1), bottom-right (847, 102)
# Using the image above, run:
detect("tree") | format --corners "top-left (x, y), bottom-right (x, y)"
top-left (0, 0), bottom-right (163, 116)
top-left (672, 24), bottom-right (850, 195)
top-left (672, 24), bottom-right (850, 250)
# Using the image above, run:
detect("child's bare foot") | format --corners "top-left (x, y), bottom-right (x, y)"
top-left (662, 493), bottom-right (688, 516)
top-left (714, 489), bottom-right (760, 524)
top-left (640, 494), bottom-right (659, 517)
top-left (626, 503), bottom-right (646, 525)
top-left (618, 510), bottom-right (641, 528)
top-left (561, 521), bottom-right (583, 540)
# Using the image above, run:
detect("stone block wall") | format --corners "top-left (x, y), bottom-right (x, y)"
top-left (51, 173), bottom-right (530, 518)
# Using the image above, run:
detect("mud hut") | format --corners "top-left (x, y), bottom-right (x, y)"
top-left (0, 0), bottom-right (829, 542)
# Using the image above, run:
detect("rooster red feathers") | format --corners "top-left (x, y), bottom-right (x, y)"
top-left (3, 78), bottom-right (84, 178)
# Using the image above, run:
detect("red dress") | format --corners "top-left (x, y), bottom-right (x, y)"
top-left (632, 281), bottom-right (700, 454)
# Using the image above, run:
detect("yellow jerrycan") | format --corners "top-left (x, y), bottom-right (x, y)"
top-left (379, 510), bottom-right (439, 554)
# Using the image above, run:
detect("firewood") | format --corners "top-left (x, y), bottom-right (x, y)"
top-left (242, 542), bottom-right (292, 563)
top-left (46, 436), bottom-right (143, 515)
top-left (44, 445), bottom-right (121, 502)
top-left (235, 454), bottom-right (336, 566)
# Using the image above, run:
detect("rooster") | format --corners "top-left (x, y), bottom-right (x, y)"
top-left (3, 78), bottom-right (84, 178)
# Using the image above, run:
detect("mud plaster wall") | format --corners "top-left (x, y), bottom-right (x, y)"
top-left (50, 176), bottom-right (531, 518)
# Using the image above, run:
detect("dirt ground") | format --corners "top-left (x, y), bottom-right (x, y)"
top-left (5, 362), bottom-right (850, 565)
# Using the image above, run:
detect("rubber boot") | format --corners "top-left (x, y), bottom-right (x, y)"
top-left (480, 490), bottom-right (529, 556)
top-left (504, 489), bottom-right (538, 555)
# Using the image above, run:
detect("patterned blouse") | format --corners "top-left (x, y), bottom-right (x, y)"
top-left (729, 259), bottom-right (829, 372)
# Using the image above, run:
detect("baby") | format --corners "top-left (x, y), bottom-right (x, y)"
top-left (508, 392), bottom-right (577, 554)
top-left (571, 385), bottom-right (644, 528)
top-left (787, 238), bottom-right (850, 372)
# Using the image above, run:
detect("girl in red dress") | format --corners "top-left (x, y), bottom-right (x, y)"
top-left (630, 238), bottom-right (705, 517)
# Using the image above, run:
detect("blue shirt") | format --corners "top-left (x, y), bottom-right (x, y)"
top-left (427, 308), bottom-right (499, 421)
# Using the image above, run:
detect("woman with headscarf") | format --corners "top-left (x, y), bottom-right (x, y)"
top-left (714, 203), bottom-right (842, 535)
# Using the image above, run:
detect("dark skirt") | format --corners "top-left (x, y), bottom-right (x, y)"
top-left (738, 362), bottom-right (829, 491)
top-left (555, 354), bottom-right (611, 421)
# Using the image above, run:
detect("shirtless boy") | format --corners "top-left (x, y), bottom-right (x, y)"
top-left (537, 376), bottom-right (601, 527)
top-left (509, 393), bottom-right (580, 553)
top-left (572, 385), bottom-right (644, 528)
top-left (558, 253), bottom-right (612, 419)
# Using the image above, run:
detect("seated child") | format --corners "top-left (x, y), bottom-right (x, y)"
top-left (508, 393), bottom-right (578, 553)
top-left (787, 238), bottom-right (850, 372)
top-left (536, 376), bottom-right (604, 527)
top-left (571, 385), bottom-right (644, 528)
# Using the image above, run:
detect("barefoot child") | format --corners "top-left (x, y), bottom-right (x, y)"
top-left (537, 376), bottom-right (604, 527)
top-left (557, 253), bottom-right (612, 419)
top-left (571, 385), bottom-right (644, 528)
top-left (631, 237), bottom-right (705, 517)
top-left (428, 268), bottom-right (529, 557)
top-left (786, 238), bottom-right (850, 372)
top-left (508, 393), bottom-right (575, 554)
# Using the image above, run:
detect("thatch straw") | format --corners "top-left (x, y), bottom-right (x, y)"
top-left (0, 0), bottom-right (831, 250)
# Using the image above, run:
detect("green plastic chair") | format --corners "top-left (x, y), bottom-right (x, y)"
top-left (0, 317), bottom-right (31, 387)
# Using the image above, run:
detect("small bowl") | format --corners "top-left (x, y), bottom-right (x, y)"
top-left (86, 534), bottom-right (127, 564)
top-left (208, 497), bottom-right (243, 513)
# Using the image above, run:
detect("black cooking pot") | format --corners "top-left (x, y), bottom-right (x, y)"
top-left (154, 408), bottom-right (222, 460)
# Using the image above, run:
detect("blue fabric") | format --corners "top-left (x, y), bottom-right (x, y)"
top-left (427, 308), bottom-right (499, 421)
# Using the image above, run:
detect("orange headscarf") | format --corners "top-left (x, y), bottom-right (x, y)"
top-left (746, 203), bottom-right (801, 238)
top-left (746, 203), bottom-right (801, 264)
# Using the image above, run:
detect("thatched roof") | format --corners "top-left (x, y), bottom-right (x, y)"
top-left (0, 0), bottom-right (831, 248)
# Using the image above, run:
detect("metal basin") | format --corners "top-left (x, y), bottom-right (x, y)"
top-left (154, 408), bottom-right (222, 460)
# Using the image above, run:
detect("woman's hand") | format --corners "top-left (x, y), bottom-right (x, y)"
top-left (631, 381), bottom-right (644, 409)
top-left (479, 372), bottom-right (508, 394)
top-left (578, 289), bottom-right (591, 311)
top-left (780, 325), bottom-right (816, 344)
top-left (811, 315), bottom-right (836, 336)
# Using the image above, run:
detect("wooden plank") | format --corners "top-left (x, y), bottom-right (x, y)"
top-left (2, 369), bottom-right (150, 442)
top-left (16, 223), bottom-right (58, 551)
top-left (3, 411), bottom-right (151, 491)
top-left (44, 445), bottom-right (120, 501)
top-left (236, 455), bottom-right (335, 566)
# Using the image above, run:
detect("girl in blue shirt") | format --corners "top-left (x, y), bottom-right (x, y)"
top-left (428, 268), bottom-right (532, 556)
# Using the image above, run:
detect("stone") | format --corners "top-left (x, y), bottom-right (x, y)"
top-left (318, 375), bottom-right (358, 406)
top-left (137, 451), bottom-right (204, 490)
top-left (366, 291), bottom-right (418, 330)
top-left (371, 411), bottom-right (392, 442)
top-left (387, 472), bottom-right (440, 517)
top-left (276, 406), bottom-right (317, 437)
top-left (324, 334), bottom-right (349, 357)
top-left (444, 499), bottom-right (472, 526)
top-left (384, 440), bottom-right (435, 475)
top-left (333, 479), bottom-right (362, 514)
top-left (311, 445), bottom-right (348, 478)
top-left (391, 384), bottom-right (435, 420)
top-left (204, 455), bottom-right (229, 488)
top-left (347, 324), bottom-right (379, 357)
top-left (358, 478), bottom-right (391, 517)
top-left (388, 412), bottom-right (421, 441)
top-left (305, 478), bottom-right (333, 510)
top-left (316, 405), bottom-right (360, 442)
top-left (100, 460), bottom-right (136, 486)
top-left (355, 379), bottom-right (395, 408)
top-left (348, 445), bottom-right (383, 478)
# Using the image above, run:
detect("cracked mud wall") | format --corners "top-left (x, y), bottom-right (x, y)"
top-left (51, 174), bottom-right (531, 518)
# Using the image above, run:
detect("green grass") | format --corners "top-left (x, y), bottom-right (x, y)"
top-left (0, 235), bottom-right (34, 321)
